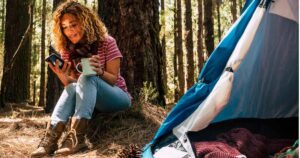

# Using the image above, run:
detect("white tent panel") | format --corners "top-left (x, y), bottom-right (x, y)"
top-left (269, 0), bottom-right (298, 23)
top-left (172, 6), bottom-right (266, 158)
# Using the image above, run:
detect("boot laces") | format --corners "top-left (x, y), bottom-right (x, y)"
top-left (63, 128), bottom-right (86, 148)
top-left (64, 129), bottom-right (78, 147)
top-left (38, 131), bottom-right (57, 147)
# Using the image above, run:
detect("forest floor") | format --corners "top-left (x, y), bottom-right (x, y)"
top-left (0, 102), bottom-right (169, 158)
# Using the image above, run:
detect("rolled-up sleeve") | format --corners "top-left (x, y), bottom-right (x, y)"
top-left (106, 36), bottom-right (123, 62)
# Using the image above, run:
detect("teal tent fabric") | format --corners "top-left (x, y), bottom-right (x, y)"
top-left (142, 0), bottom-right (261, 157)
top-left (214, 6), bottom-right (299, 122)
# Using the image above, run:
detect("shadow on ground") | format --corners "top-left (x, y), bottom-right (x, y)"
top-left (0, 102), bottom-right (168, 158)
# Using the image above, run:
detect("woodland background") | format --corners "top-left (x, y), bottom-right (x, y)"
top-left (0, 0), bottom-right (247, 157)
top-left (0, 0), bottom-right (245, 111)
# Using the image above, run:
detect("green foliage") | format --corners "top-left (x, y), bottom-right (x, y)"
top-left (0, 0), bottom-right (246, 106)
top-left (139, 82), bottom-right (159, 105)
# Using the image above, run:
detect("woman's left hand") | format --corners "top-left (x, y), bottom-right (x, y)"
top-left (48, 60), bottom-right (76, 86)
top-left (89, 55), bottom-right (104, 75)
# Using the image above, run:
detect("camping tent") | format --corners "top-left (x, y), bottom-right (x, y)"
top-left (142, 0), bottom-right (298, 157)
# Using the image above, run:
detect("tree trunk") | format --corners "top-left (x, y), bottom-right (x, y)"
top-left (1, 0), bottom-right (5, 42)
top-left (45, 0), bottom-right (66, 113)
top-left (93, 0), bottom-right (97, 11)
top-left (197, 0), bottom-right (204, 75)
top-left (204, 0), bottom-right (214, 56)
top-left (216, 0), bottom-right (221, 42)
top-left (98, 0), bottom-right (166, 106)
top-left (29, 0), bottom-right (35, 101)
top-left (0, 0), bottom-right (33, 107)
top-left (184, 0), bottom-right (194, 89)
top-left (39, 0), bottom-right (46, 107)
top-left (161, 0), bottom-right (168, 97)
top-left (173, 0), bottom-right (179, 102)
top-left (239, 0), bottom-right (244, 14)
top-left (173, 54), bottom-right (179, 102)
top-left (0, 0), bottom-right (4, 96)
top-left (231, 0), bottom-right (237, 23)
top-left (33, 81), bottom-right (36, 105)
top-left (175, 0), bottom-right (185, 97)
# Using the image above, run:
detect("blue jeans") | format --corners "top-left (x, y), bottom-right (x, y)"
top-left (51, 75), bottom-right (131, 126)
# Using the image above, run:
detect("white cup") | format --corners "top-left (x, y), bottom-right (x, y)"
top-left (76, 58), bottom-right (97, 76)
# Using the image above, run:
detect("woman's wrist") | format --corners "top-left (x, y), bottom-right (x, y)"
top-left (61, 76), bottom-right (76, 87)
top-left (98, 69), bottom-right (104, 76)
top-left (55, 70), bottom-right (76, 85)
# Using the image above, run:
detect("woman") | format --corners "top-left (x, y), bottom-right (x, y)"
top-left (31, 1), bottom-right (131, 157)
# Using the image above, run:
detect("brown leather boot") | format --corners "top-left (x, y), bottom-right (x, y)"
top-left (31, 122), bottom-right (65, 158)
top-left (55, 117), bottom-right (88, 155)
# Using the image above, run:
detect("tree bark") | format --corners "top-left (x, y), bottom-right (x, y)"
top-left (197, 0), bottom-right (204, 75)
top-left (216, 0), bottom-right (221, 42)
top-left (39, 0), bottom-right (46, 107)
top-left (0, 0), bottom-right (6, 89)
top-left (29, 0), bottom-right (35, 101)
top-left (1, 0), bottom-right (5, 42)
top-left (239, 0), bottom-right (244, 14)
top-left (173, 0), bottom-right (179, 102)
top-left (98, 0), bottom-right (166, 106)
top-left (93, 0), bottom-right (96, 11)
top-left (45, 0), bottom-right (66, 113)
top-left (0, 0), bottom-right (33, 107)
top-left (175, 0), bottom-right (185, 97)
top-left (231, 0), bottom-right (237, 23)
top-left (184, 0), bottom-right (194, 89)
top-left (204, 0), bottom-right (214, 56)
top-left (161, 0), bottom-right (168, 97)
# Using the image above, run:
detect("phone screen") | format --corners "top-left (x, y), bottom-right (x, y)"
top-left (45, 53), bottom-right (64, 69)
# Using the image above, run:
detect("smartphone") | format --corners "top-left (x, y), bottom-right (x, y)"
top-left (45, 53), bottom-right (64, 69)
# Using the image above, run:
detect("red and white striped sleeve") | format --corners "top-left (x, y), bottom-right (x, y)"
top-left (106, 36), bottom-right (123, 61)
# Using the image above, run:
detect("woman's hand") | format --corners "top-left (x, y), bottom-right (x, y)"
top-left (89, 55), bottom-right (104, 75)
top-left (89, 54), bottom-right (120, 85)
top-left (48, 60), bottom-right (76, 86)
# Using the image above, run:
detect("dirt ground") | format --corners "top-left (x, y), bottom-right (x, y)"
top-left (0, 102), bottom-right (168, 158)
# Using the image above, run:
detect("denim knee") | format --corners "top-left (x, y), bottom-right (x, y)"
top-left (73, 75), bottom-right (99, 119)
top-left (77, 75), bottom-right (98, 87)
top-left (51, 83), bottom-right (77, 126)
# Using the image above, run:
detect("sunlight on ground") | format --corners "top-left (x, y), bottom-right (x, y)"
top-left (0, 103), bottom-right (168, 157)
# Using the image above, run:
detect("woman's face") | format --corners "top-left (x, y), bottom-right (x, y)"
top-left (61, 13), bottom-right (84, 44)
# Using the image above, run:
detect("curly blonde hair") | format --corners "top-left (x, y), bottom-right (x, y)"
top-left (51, 1), bottom-right (108, 52)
